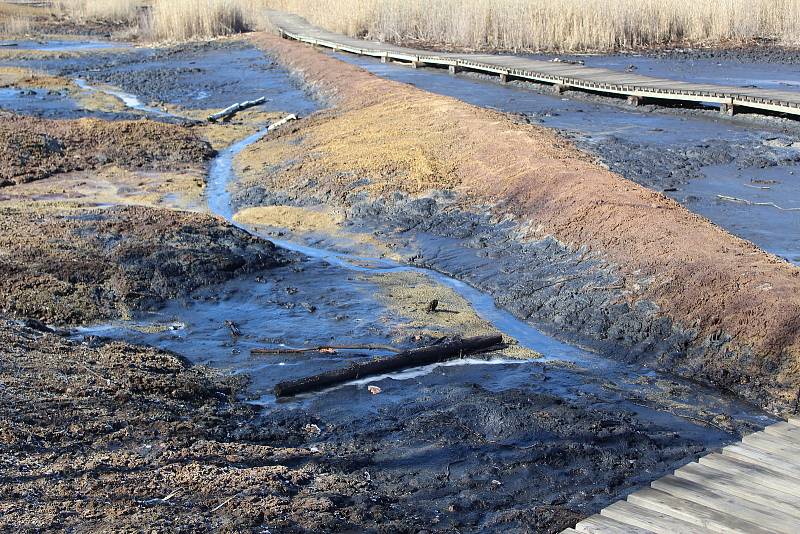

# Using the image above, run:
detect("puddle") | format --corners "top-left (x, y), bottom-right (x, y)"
top-left (0, 40), bottom-right (129, 52)
top-left (677, 163), bottom-right (800, 263)
top-left (0, 86), bottom-right (80, 117)
top-left (529, 54), bottom-right (800, 94)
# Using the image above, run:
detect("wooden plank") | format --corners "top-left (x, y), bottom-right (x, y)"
top-left (575, 515), bottom-right (655, 533)
top-left (650, 475), bottom-right (798, 533)
top-left (600, 500), bottom-right (711, 533)
top-left (764, 420), bottom-right (800, 441)
top-left (723, 443), bottom-right (800, 477)
top-left (675, 461), bottom-right (800, 519)
top-left (741, 430), bottom-right (800, 456)
top-left (629, 486), bottom-right (776, 534)
top-left (699, 453), bottom-right (800, 496)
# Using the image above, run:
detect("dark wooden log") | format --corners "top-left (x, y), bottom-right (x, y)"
top-left (273, 334), bottom-right (503, 397)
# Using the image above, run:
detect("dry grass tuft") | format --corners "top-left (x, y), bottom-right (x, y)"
top-left (0, 15), bottom-right (33, 36)
top-left (44, 0), bottom-right (265, 40)
top-left (148, 0), bottom-right (262, 41)
top-left (265, 0), bottom-right (800, 52)
top-left (52, 0), bottom-right (141, 24)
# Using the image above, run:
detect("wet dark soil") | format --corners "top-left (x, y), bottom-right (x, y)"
top-left (0, 33), bottom-right (787, 534)
top-left (334, 50), bottom-right (800, 264)
top-left (1, 40), bottom-right (318, 116)
top-left (0, 203), bottom-right (287, 324)
top-left (1, 314), bottom-right (732, 533)
top-left (0, 112), bottom-right (213, 185)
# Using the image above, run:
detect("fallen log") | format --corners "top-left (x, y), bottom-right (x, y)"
top-left (273, 334), bottom-right (503, 397)
top-left (207, 96), bottom-right (268, 123)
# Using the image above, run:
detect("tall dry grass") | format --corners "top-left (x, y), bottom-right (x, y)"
top-left (52, 0), bottom-right (141, 24)
top-left (0, 15), bottom-right (33, 36)
top-left (48, 0), bottom-right (265, 40)
top-left (264, 0), bottom-right (800, 51)
top-left (147, 0), bottom-right (264, 41)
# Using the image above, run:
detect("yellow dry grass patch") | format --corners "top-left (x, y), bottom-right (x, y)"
top-left (233, 204), bottom-right (398, 258)
top-left (236, 97), bottom-right (467, 200)
top-left (0, 66), bottom-right (74, 91)
top-left (371, 269), bottom-right (539, 359)
top-left (233, 205), bottom-right (343, 232)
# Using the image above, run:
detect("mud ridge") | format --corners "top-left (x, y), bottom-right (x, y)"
top-left (245, 33), bottom-right (800, 413)
top-left (0, 203), bottom-right (289, 324)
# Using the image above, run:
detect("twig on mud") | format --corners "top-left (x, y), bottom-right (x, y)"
top-left (267, 114), bottom-right (297, 132)
top-left (210, 492), bottom-right (242, 512)
top-left (251, 344), bottom-right (404, 355)
top-left (139, 489), bottom-right (182, 506)
top-left (743, 184), bottom-right (771, 190)
top-left (586, 279), bottom-right (626, 291)
top-left (716, 194), bottom-right (800, 211)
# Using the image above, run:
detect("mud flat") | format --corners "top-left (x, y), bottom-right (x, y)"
top-left (0, 34), bottom-right (787, 533)
top-left (239, 33), bottom-right (800, 415)
top-left (332, 50), bottom-right (800, 264)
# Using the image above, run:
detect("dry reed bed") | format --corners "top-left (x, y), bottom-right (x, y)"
top-left (264, 0), bottom-right (800, 51)
top-left (8, 0), bottom-right (267, 40)
top-left (7, 0), bottom-right (800, 49)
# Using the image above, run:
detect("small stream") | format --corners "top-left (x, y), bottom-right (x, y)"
top-left (4, 39), bottom-right (782, 520)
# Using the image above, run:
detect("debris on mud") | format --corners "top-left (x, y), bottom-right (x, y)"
top-left (0, 112), bottom-right (214, 186)
top-left (0, 203), bottom-right (288, 324)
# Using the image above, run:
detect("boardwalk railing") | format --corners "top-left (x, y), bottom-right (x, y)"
top-left (267, 10), bottom-right (800, 118)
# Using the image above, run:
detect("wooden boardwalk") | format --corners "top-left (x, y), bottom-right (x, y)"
top-left (562, 419), bottom-right (800, 533)
top-left (267, 10), bottom-right (800, 118)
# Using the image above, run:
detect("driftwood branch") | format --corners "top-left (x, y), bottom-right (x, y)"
top-left (251, 344), bottom-right (403, 355)
top-left (207, 96), bottom-right (268, 123)
top-left (273, 334), bottom-right (503, 397)
top-left (267, 113), bottom-right (297, 131)
top-left (716, 194), bottom-right (800, 211)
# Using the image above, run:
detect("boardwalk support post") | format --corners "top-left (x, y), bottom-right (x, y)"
top-left (448, 65), bottom-right (459, 75)
top-left (380, 54), bottom-right (388, 63)
top-left (552, 84), bottom-right (567, 95)
top-left (411, 58), bottom-right (423, 68)
top-left (720, 101), bottom-right (737, 116)
top-left (627, 95), bottom-right (641, 106)
top-left (499, 72), bottom-right (509, 84)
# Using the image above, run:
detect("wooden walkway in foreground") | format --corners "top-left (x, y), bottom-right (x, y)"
top-left (563, 419), bottom-right (800, 533)
top-left (267, 10), bottom-right (800, 118)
